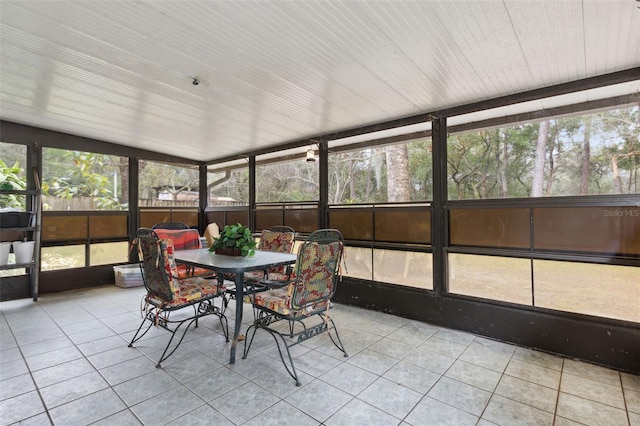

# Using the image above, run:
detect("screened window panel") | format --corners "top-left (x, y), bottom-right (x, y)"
top-left (139, 160), bottom-right (198, 207)
top-left (41, 245), bottom-right (85, 271)
top-left (343, 246), bottom-right (372, 281)
top-left (0, 142), bottom-right (27, 212)
top-left (373, 249), bottom-right (432, 289)
top-left (534, 260), bottom-right (639, 322)
top-left (328, 137), bottom-right (432, 204)
top-left (448, 254), bottom-right (532, 305)
top-left (90, 242), bottom-right (129, 266)
top-left (207, 161), bottom-right (249, 206)
top-left (42, 148), bottom-right (128, 210)
top-left (256, 148), bottom-right (319, 203)
top-left (447, 107), bottom-right (639, 200)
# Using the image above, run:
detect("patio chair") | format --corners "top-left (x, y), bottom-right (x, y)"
top-left (242, 229), bottom-right (348, 386)
top-left (203, 222), bottom-right (220, 247)
top-left (223, 226), bottom-right (297, 305)
top-left (152, 227), bottom-right (210, 278)
top-left (244, 226), bottom-right (296, 288)
top-left (128, 228), bottom-right (229, 367)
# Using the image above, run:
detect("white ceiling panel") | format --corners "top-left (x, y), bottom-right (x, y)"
top-left (1, 0), bottom-right (639, 162)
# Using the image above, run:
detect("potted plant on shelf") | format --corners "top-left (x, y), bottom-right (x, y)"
top-left (209, 223), bottom-right (257, 257)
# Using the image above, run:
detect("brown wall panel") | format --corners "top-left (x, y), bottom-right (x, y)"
top-left (449, 208), bottom-right (531, 248)
top-left (375, 209), bottom-right (431, 244)
top-left (285, 209), bottom-right (319, 233)
top-left (89, 215), bottom-right (128, 238)
top-left (449, 208), bottom-right (530, 249)
top-left (171, 210), bottom-right (198, 227)
top-left (205, 209), bottom-right (249, 228)
top-left (42, 216), bottom-right (88, 241)
top-left (226, 210), bottom-right (249, 227)
top-left (534, 206), bottom-right (640, 255)
top-left (205, 211), bottom-right (225, 227)
top-left (139, 210), bottom-right (198, 228)
top-left (255, 209), bottom-right (283, 231)
top-left (139, 211), bottom-right (169, 228)
top-left (329, 209), bottom-right (373, 241)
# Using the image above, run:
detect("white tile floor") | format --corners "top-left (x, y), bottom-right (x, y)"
top-left (1, 285), bottom-right (638, 426)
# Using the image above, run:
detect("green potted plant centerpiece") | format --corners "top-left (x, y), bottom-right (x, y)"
top-left (209, 223), bottom-right (257, 257)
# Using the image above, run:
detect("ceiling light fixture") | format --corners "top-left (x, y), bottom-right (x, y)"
top-left (306, 148), bottom-right (316, 163)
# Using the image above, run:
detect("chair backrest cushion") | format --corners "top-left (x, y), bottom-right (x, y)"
top-left (259, 229), bottom-right (296, 275)
top-left (289, 239), bottom-right (343, 310)
top-left (153, 228), bottom-right (202, 251)
top-left (258, 229), bottom-right (295, 252)
top-left (203, 223), bottom-right (220, 247)
top-left (136, 230), bottom-right (180, 302)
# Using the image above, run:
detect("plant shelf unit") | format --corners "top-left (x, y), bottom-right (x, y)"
top-left (0, 189), bottom-right (42, 301)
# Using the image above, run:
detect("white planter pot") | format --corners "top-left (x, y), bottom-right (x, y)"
top-left (12, 240), bottom-right (35, 264)
top-left (0, 242), bottom-right (11, 265)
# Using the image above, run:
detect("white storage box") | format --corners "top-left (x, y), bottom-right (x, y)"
top-left (113, 264), bottom-right (144, 288)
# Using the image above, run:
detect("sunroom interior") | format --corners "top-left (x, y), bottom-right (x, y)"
top-left (1, 0), bottom-right (639, 386)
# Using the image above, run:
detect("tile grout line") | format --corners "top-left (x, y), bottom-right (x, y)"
top-left (3, 290), bottom-right (636, 426)
top-left (3, 306), bottom-right (55, 425)
top-left (47, 299), bottom-right (126, 424)
top-left (470, 336), bottom-right (511, 425)
top-left (386, 329), bottom-right (479, 425)
top-left (619, 369), bottom-right (632, 426)
top-left (552, 357), bottom-right (565, 426)
top-left (43, 295), bottom-right (146, 425)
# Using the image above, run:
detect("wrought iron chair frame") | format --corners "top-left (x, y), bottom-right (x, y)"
top-left (128, 228), bottom-right (229, 367)
top-left (242, 229), bottom-right (348, 386)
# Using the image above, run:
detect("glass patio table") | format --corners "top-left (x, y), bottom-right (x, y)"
top-left (173, 248), bottom-right (297, 364)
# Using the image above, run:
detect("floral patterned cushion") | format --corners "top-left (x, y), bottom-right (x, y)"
top-left (160, 240), bottom-right (222, 304)
top-left (243, 270), bottom-right (290, 283)
top-left (253, 287), bottom-right (328, 317)
top-left (243, 229), bottom-right (295, 283)
top-left (259, 230), bottom-right (295, 252)
top-left (243, 270), bottom-right (266, 282)
top-left (169, 277), bottom-right (223, 306)
top-left (265, 271), bottom-right (290, 282)
top-left (175, 264), bottom-right (213, 279)
top-left (161, 240), bottom-right (180, 286)
top-left (146, 276), bottom-right (223, 308)
top-left (252, 240), bottom-right (341, 316)
top-left (290, 241), bottom-right (341, 309)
